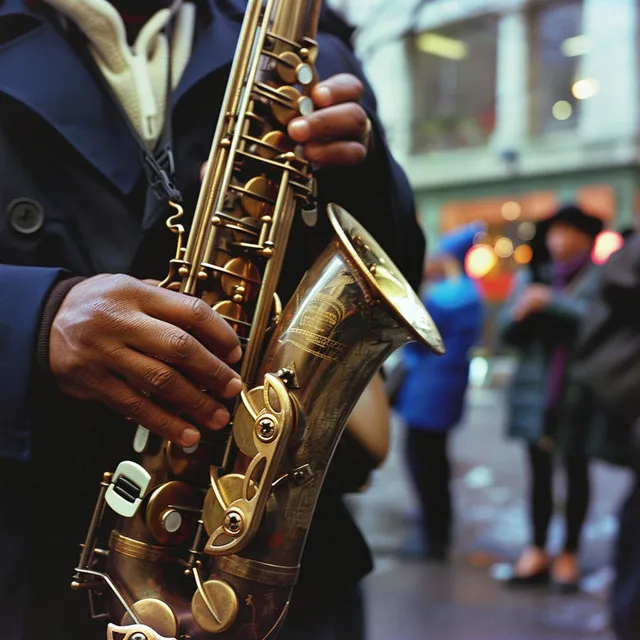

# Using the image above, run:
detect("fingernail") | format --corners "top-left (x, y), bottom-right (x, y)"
top-left (181, 427), bottom-right (200, 447)
top-left (210, 408), bottom-right (231, 429)
top-left (288, 119), bottom-right (310, 141)
top-left (224, 377), bottom-right (243, 397)
top-left (314, 86), bottom-right (331, 106)
top-left (227, 345), bottom-right (242, 364)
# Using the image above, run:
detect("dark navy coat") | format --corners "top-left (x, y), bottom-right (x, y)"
top-left (0, 1), bottom-right (424, 637)
top-left (396, 276), bottom-right (482, 431)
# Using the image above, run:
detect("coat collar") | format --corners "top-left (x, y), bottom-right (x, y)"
top-left (0, 0), bottom-right (240, 194)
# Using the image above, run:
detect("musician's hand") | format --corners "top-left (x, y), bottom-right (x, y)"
top-left (287, 73), bottom-right (371, 167)
top-left (49, 274), bottom-right (243, 447)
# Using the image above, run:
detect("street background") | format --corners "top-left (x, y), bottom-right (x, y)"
top-left (350, 363), bottom-right (631, 640)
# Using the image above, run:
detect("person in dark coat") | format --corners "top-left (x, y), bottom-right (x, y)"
top-left (396, 222), bottom-right (484, 560)
top-left (500, 204), bottom-right (603, 592)
top-left (0, 1), bottom-right (425, 639)
top-left (570, 230), bottom-right (640, 639)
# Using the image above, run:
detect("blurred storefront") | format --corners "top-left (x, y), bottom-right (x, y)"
top-left (329, 0), bottom-right (639, 348)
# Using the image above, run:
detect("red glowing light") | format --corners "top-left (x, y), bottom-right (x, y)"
top-left (591, 230), bottom-right (623, 265)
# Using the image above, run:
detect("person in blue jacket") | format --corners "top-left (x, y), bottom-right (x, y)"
top-left (0, 1), bottom-right (426, 638)
top-left (396, 223), bottom-right (484, 560)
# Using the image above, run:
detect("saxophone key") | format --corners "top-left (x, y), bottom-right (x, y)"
top-left (120, 598), bottom-right (178, 640)
top-left (271, 86), bottom-right (313, 125)
top-left (145, 481), bottom-right (202, 546)
top-left (191, 578), bottom-right (239, 634)
top-left (212, 300), bottom-right (249, 336)
top-left (220, 257), bottom-right (261, 301)
top-left (258, 130), bottom-right (295, 160)
top-left (105, 461), bottom-right (151, 518)
top-left (275, 51), bottom-right (313, 86)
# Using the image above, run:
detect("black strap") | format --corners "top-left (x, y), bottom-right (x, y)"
top-left (53, 7), bottom-right (184, 205)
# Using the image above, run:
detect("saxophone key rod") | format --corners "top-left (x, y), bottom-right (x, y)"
top-left (185, 0), bottom-right (278, 295)
top-left (74, 472), bottom-right (111, 582)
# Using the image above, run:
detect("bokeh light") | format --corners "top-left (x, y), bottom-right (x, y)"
top-left (517, 222), bottom-right (536, 241)
top-left (501, 201), bottom-right (521, 221)
top-left (591, 230), bottom-right (623, 265)
top-left (465, 244), bottom-right (498, 279)
top-left (572, 78), bottom-right (599, 100)
top-left (514, 244), bottom-right (533, 265)
top-left (552, 100), bottom-right (573, 120)
top-left (495, 237), bottom-right (514, 258)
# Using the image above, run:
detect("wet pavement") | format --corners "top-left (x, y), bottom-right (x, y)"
top-left (347, 385), bottom-right (633, 639)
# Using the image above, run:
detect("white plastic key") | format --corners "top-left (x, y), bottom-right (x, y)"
top-left (133, 425), bottom-right (150, 453)
top-left (105, 460), bottom-right (151, 518)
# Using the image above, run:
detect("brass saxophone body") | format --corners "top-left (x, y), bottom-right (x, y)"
top-left (72, 2), bottom-right (444, 639)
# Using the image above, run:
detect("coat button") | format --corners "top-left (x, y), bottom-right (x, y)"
top-left (7, 198), bottom-right (45, 234)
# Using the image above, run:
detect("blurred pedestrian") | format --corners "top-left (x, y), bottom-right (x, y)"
top-left (501, 203), bottom-right (603, 592)
top-left (570, 229), bottom-right (640, 639)
top-left (396, 223), bottom-right (484, 560)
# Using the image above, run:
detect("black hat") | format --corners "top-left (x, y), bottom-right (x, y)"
top-left (528, 204), bottom-right (604, 279)
top-left (537, 203), bottom-right (604, 240)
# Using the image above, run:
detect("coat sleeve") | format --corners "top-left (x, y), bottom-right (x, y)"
top-left (542, 268), bottom-right (601, 326)
top-left (498, 269), bottom-right (534, 347)
top-left (0, 264), bottom-right (64, 461)
top-left (314, 34), bottom-right (425, 291)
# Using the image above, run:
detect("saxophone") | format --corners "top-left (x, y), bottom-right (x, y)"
top-left (72, 1), bottom-right (444, 639)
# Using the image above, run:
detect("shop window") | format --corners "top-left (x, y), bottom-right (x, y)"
top-left (410, 16), bottom-right (498, 153)
top-left (530, 0), bottom-right (585, 135)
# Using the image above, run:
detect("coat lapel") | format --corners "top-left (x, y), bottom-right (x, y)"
top-left (172, 0), bottom-right (240, 105)
top-left (0, 0), bottom-right (241, 196)
top-left (0, 5), bottom-right (143, 193)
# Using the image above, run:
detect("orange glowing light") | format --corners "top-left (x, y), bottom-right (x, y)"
top-left (465, 244), bottom-right (498, 279)
top-left (591, 230), bottom-right (623, 265)
top-left (514, 244), bottom-right (533, 265)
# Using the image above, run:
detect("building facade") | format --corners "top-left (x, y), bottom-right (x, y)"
top-left (329, 0), bottom-right (640, 243)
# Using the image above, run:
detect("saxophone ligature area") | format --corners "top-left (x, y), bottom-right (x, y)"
top-left (71, 1), bottom-right (444, 639)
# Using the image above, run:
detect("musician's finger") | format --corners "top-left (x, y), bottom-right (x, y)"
top-left (302, 140), bottom-right (368, 167)
top-left (311, 73), bottom-right (364, 108)
top-left (124, 314), bottom-right (243, 399)
top-left (141, 284), bottom-right (242, 364)
top-left (96, 375), bottom-right (203, 447)
top-left (108, 350), bottom-right (231, 431)
top-left (288, 102), bottom-right (368, 145)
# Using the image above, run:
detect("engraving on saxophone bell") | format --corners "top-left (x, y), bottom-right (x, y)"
top-left (281, 291), bottom-right (348, 361)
